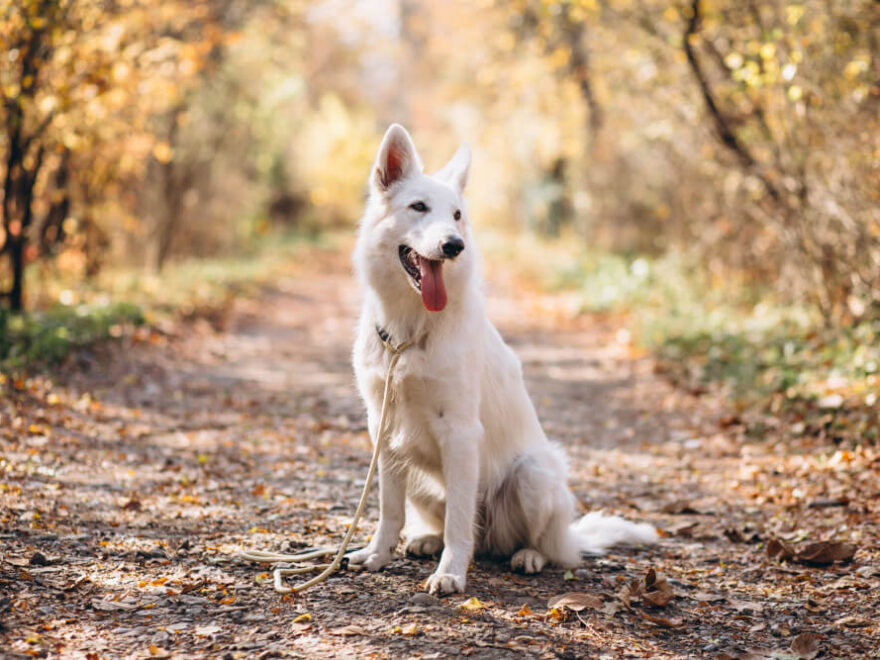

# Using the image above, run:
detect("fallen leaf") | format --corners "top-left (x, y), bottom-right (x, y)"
top-left (5, 556), bottom-right (29, 567)
top-left (642, 569), bottom-right (674, 607)
top-left (666, 520), bottom-right (700, 537)
top-left (643, 589), bottom-right (674, 607)
top-left (293, 612), bottom-right (311, 623)
top-left (789, 631), bottom-right (822, 659)
top-left (768, 538), bottom-right (857, 566)
top-left (459, 597), bottom-right (490, 612)
top-left (547, 606), bottom-right (566, 622)
top-left (795, 541), bottom-right (856, 566)
top-left (833, 615), bottom-right (870, 628)
top-left (818, 575), bottom-right (860, 593)
top-left (641, 612), bottom-right (684, 628)
top-left (767, 538), bottom-right (795, 561)
top-left (661, 500), bottom-right (702, 514)
top-left (547, 592), bottom-right (603, 612)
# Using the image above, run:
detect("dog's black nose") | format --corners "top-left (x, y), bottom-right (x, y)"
top-left (442, 237), bottom-right (465, 258)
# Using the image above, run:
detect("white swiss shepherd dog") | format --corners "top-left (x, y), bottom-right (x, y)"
top-left (348, 124), bottom-right (657, 595)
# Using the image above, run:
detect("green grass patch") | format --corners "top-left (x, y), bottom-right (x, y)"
top-left (508, 235), bottom-right (879, 430)
top-left (0, 302), bottom-right (144, 369)
top-left (2, 230), bottom-right (341, 371)
top-left (37, 230), bottom-right (340, 317)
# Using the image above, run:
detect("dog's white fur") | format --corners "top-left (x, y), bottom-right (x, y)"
top-left (348, 125), bottom-right (657, 595)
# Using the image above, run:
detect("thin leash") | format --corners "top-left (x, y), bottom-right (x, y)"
top-left (235, 327), bottom-right (416, 594)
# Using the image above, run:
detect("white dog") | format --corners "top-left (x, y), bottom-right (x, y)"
top-left (348, 125), bottom-right (657, 595)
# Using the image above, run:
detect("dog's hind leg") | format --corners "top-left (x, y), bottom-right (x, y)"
top-left (510, 547), bottom-right (547, 573)
top-left (404, 498), bottom-right (444, 557)
top-left (484, 444), bottom-right (580, 573)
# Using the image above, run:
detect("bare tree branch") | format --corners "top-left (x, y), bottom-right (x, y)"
top-left (560, 5), bottom-right (603, 143)
top-left (682, 0), bottom-right (782, 203)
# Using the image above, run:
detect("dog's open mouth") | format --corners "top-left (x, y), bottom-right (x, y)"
top-left (399, 245), bottom-right (447, 312)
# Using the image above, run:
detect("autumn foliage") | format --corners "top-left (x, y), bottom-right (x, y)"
top-left (0, 0), bottom-right (877, 324)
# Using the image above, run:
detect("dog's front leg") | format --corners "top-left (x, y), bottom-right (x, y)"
top-left (424, 424), bottom-right (481, 596)
top-left (346, 451), bottom-right (406, 571)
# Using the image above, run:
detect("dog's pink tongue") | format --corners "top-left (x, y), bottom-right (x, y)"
top-left (419, 257), bottom-right (447, 312)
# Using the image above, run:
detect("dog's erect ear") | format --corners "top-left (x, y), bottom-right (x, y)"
top-left (372, 124), bottom-right (423, 192)
top-left (435, 142), bottom-right (471, 195)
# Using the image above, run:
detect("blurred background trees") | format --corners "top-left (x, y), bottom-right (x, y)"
top-left (1, 0), bottom-right (877, 324)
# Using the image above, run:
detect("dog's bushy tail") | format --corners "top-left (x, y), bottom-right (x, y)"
top-left (570, 512), bottom-right (659, 555)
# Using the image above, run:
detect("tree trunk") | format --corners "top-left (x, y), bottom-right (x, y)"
top-left (38, 150), bottom-right (72, 254)
top-left (154, 107), bottom-right (185, 273)
top-left (561, 12), bottom-right (603, 148)
top-left (8, 238), bottom-right (24, 312)
top-left (1, 7), bottom-right (53, 312)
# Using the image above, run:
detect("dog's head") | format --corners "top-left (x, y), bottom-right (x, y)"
top-left (358, 124), bottom-right (472, 313)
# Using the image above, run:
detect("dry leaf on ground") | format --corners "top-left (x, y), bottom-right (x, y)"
top-left (661, 500), bottom-right (702, 514)
top-left (547, 592), bottom-right (604, 612)
top-left (642, 568), bottom-right (674, 607)
top-left (459, 597), bottom-right (490, 612)
top-left (789, 631), bottom-right (823, 659)
top-left (641, 612), bottom-right (684, 628)
top-left (766, 538), bottom-right (796, 561)
top-left (768, 538), bottom-right (857, 566)
top-left (795, 541), bottom-right (856, 566)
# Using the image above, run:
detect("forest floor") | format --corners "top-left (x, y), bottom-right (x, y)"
top-left (1, 245), bottom-right (878, 659)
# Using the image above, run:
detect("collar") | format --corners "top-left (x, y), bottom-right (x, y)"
top-left (375, 324), bottom-right (422, 355)
top-left (375, 323), bottom-right (391, 344)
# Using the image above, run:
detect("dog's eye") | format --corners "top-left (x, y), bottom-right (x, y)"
top-left (453, 210), bottom-right (461, 221)
top-left (409, 202), bottom-right (428, 213)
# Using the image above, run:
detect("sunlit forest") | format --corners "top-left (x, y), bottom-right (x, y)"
top-left (1, 1), bottom-right (878, 657)
top-left (2, 0), bottom-right (876, 317)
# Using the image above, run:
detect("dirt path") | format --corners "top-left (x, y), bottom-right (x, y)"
top-left (1, 247), bottom-right (877, 659)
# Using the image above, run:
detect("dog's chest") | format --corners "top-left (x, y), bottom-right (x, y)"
top-left (386, 426), bottom-right (442, 474)
top-left (382, 374), bottom-right (445, 473)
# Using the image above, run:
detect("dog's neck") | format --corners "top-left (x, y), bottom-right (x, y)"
top-left (367, 282), bottom-right (474, 350)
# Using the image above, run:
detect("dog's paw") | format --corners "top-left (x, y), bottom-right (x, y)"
top-left (405, 535), bottom-right (443, 557)
top-left (423, 572), bottom-right (466, 595)
top-left (346, 547), bottom-right (392, 572)
top-left (511, 548), bottom-right (547, 574)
